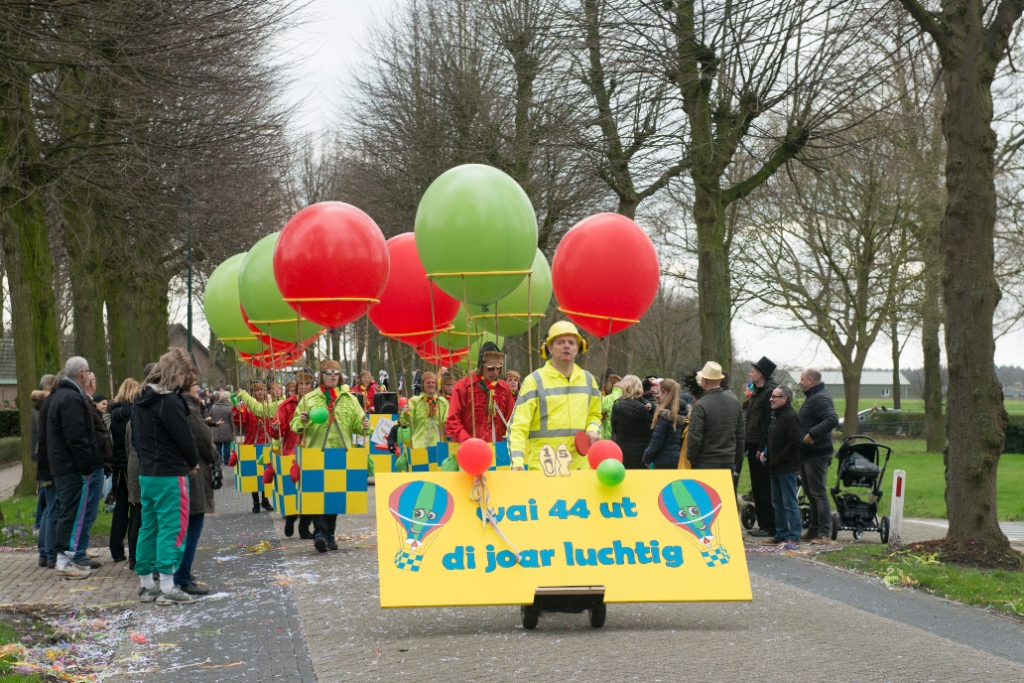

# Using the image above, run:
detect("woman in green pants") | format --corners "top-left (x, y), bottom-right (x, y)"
top-left (133, 348), bottom-right (201, 605)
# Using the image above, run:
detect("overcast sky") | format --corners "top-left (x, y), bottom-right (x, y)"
top-left (171, 0), bottom-right (1024, 372)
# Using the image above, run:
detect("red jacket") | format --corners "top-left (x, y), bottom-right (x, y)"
top-left (233, 404), bottom-right (274, 445)
top-left (445, 373), bottom-right (514, 443)
top-left (274, 395), bottom-right (300, 455)
top-left (352, 381), bottom-right (379, 413)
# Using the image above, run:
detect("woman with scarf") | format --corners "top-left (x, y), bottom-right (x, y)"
top-left (408, 372), bottom-right (448, 448)
top-left (352, 370), bottom-right (379, 413)
top-left (445, 342), bottom-right (515, 443)
top-left (291, 359), bottom-right (370, 554)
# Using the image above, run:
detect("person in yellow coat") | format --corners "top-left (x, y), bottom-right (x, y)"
top-left (508, 321), bottom-right (602, 472)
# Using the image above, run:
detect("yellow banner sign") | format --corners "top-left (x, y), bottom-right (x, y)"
top-left (375, 470), bottom-right (752, 607)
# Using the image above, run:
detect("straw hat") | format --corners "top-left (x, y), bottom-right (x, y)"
top-left (695, 361), bottom-right (724, 382)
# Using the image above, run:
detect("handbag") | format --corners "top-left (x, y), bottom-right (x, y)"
top-left (210, 463), bottom-right (223, 490)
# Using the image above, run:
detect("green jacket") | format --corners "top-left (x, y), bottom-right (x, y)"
top-left (237, 390), bottom-right (283, 418)
top-left (290, 388), bottom-right (368, 449)
top-left (408, 394), bottom-right (449, 448)
top-left (600, 387), bottom-right (622, 440)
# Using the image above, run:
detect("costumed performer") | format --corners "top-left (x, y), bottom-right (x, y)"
top-left (291, 359), bottom-right (370, 554)
top-left (352, 370), bottom-right (379, 413)
top-left (277, 372), bottom-right (315, 539)
top-left (445, 342), bottom-right (514, 443)
top-left (408, 371), bottom-right (448, 448)
top-left (508, 321), bottom-right (602, 471)
top-left (233, 382), bottom-right (277, 513)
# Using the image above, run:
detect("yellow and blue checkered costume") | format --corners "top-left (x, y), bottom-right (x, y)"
top-left (296, 446), bottom-right (369, 515)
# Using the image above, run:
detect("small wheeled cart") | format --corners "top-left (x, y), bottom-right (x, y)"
top-left (521, 586), bottom-right (606, 630)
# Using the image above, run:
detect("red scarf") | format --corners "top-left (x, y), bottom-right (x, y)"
top-left (477, 378), bottom-right (498, 420)
top-left (424, 395), bottom-right (438, 418)
top-left (321, 386), bottom-right (340, 412)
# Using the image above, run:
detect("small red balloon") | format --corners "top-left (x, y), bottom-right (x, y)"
top-left (416, 340), bottom-right (469, 366)
top-left (369, 234), bottom-right (461, 346)
top-left (290, 460), bottom-right (301, 484)
top-left (552, 213), bottom-right (660, 337)
top-left (262, 463), bottom-right (275, 484)
top-left (587, 439), bottom-right (623, 470)
top-left (398, 397), bottom-right (409, 408)
top-left (457, 438), bottom-right (492, 475)
top-left (274, 202), bottom-right (390, 328)
top-left (228, 450), bottom-right (238, 467)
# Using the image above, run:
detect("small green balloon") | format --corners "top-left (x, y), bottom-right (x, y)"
top-left (204, 254), bottom-right (260, 355)
top-left (309, 406), bottom-right (329, 424)
top-left (469, 248), bottom-right (552, 337)
top-left (238, 232), bottom-right (323, 343)
top-left (596, 459), bottom-right (626, 486)
top-left (415, 164), bottom-right (537, 306)
top-left (433, 305), bottom-right (482, 351)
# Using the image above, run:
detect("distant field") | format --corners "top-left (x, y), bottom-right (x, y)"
top-left (824, 398), bottom-right (1024, 416)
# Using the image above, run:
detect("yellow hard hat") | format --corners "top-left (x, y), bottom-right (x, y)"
top-left (540, 320), bottom-right (588, 358)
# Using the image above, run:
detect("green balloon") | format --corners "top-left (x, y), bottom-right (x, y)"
top-left (433, 305), bottom-right (482, 351)
top-left (469, 248), bottom-right (551, 337)
top-left (596, 459), bottom-right (626, 486)
top-left (415, 164), bottom-right (537, 306)
top-left (238, 232), bottom-right (323, 343)
top-left (204, 254), bottom-right (261, 355)
top-left (469, 331), bottom-right (504, 361)
top-left (309, 406), bottom-right (329, 424)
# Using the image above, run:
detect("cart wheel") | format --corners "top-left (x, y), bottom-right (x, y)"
top-left (741, 503), bottom-right (756, 530)
top-left (801, 506), bottom-right (810, 529)
top-left (521, 606), bottom-right (539, 630)
top-left (588, 605), bottom-right (607, 628)
top-left (879, 516), bottom-right (890, 544)
top-left (852, 524), bottom-right (863, 541)
top-left (830, 512), bottom-right (840, 541)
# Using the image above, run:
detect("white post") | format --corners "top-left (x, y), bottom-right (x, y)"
top-left (888, 469), bottom-right (906, 551)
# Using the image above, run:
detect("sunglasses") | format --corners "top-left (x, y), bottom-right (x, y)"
top-left (323, 370), bottom-right (341, 376)
top-left (483, 365), bottom-right (503, 372)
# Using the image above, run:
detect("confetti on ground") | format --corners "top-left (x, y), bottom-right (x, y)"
top-left (745, 543), bottom-right (845, 556)
top-left (246, 540), bottom-right (273, 554)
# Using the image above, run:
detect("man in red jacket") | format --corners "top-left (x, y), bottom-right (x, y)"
top-left (446, 342), bottom-right (514, 443)
top-left (233, 382), bottom-right (275, 513)
top-left (275, 372), bottom-right (314, 538)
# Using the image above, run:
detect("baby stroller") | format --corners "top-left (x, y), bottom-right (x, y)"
top-left (829, 435), bottom-right (893, 543)
top-left (740, 474), bottom-right (811, 530)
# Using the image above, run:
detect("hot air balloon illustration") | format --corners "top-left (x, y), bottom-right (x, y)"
top-left (388, 480), bottom-right (454, 572)
top-left (658, 479), bottom-right (731, 568)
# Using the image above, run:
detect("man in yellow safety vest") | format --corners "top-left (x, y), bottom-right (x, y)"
top-left (508, 321), bottom-right (602, 472)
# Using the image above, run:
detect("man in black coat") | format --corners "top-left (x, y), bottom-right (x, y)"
top-left (798, 368), bottom-right (840, 543)
top-left (743, 356), bottom-right (778, 538)
top-left (47, 357), bottom-right (104, 580)
top-left (764, 385), bottom-right (803, 544)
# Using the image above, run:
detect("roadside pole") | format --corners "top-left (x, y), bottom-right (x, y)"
top-left (888, 469), bottom-right (906, 551)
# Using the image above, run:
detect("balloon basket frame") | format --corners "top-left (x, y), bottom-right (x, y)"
top-left (521, 586), bottom-right (606, 630)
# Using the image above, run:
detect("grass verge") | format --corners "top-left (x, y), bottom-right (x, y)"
top-left (0, 494), bottom-right (112, 548)
top-left (0, 621), bottom-right (45, 683)
top-left (735, 439), bottom-right (1024, 521)
top-left (819, 544), bottom-right (1024, 619)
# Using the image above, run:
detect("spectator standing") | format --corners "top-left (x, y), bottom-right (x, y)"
top-left (611, 375), bottom-right (653, 469)
top-left (73, 373), bottom-right (112, 569)
top-left (798, 368), bottom-right (840, 544)
top-left (133, 349), bottom-right (201, 605)
top-left (504, 370), bottom-right (521, 400)
top-left (32, 374), bottom-right (58, 568)
top-left (764, 385), bottom-right (803, 545)
top-left (47, 357), bottom-right (104, 580)
top-left (209, 391), bottom-right (234, 465)
top-left (686, 362), bottom-right (744, 470)
top-left (643, 379), bottom-right (686, 469)
top-left (108, 379), bottom-right (139, 563)
top-left (600, 370), bottom-right (623, 440)
top-left (743, 357), bottom-right (778, 539)
top-left (176, 382), bottom-right (218, 595)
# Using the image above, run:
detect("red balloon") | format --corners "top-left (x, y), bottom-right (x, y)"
top-left (398, 397), bottom-right (409, 408)
top-left (290, 460), bottom-right (301, 484)
top-left (241, 305), bottom-right (293, 351)
top-left (274, 202), bottom-right (390, 328)
top-left (457, 438), bottom-right (492, 475)
top-left (587, 439), bottom-right (623, 470)
top-left (369, 234), bottom-right (460, 346)
top-left (262, 464), bottom-right (275, 485)
top-left (552, 213), bottom-right (660, 337)
top-left (416, 339), bottom-right (469, 366)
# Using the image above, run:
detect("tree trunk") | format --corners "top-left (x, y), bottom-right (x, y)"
top-left (938, 33), bottom-right (1009, 550)
top-left (890, 315), bottom-right (901, 410)
top-left (105, 269), bottom-right (143, 384)
top-left (922, 254), bottom-right (944, 452)
top-left (330, 328), bottom-right (340, 361)
top-left (694, 183), bottom-right (733, 373)
top-left (1, 73), bottom-right (62, 496)
top-left (136, 271), bottom-right (170, 367)
top-left (840, 365), bottom-right (864, 439)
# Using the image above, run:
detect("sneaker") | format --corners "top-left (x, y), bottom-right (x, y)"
top-left (56, 564), bottom-right (91, 580)
top-left (156, 587), bottom-right (197, 606)
top-left (76, 558), bottom-right (104, 569)
top-left (326, 537), bottom-right (339, 551)
top-left (747, 529), bottom-right (772, 538)
top-left (284, 517), bottom-right (295, 537)
top-left (261, 497), bottom-right (274, 512)
top-left (314, 534), bottom-right (327, 554)
top-left (810, 536), bottom-right (831, 545)
top-left (138, 586), bottom-right (161, 603)
top-left (47, 559), bottom-right (56, 569)
top-left (180, 582), bottom-right (211, 596)
top-left (761, 538), bottom-right (784, 545)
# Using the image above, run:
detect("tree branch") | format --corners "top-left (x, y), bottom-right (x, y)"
top-left (894, 0), bottom-right (951, 52)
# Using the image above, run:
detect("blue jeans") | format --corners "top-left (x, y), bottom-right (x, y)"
top-left (215, 441), bottom-right (232, 465)
top-left (73, 468), bottom-right (104, 563)
top-left (37, 484), bottom-right (57, 560)
top-left (174, 514), bottom-right (206, 587)
top-left (770, 471), bottom-right (802, 542)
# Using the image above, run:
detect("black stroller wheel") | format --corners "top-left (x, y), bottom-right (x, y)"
top-left (830, 512), bottom-right (840, 541)
top-left (741, 503), bottom-right (756, 530)
top-left (801, 506), bottom-right (810, 529)
top-left (879, 516), bottom-right (890, 544)
top-left (852, 525), bottom-right (864, 541)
